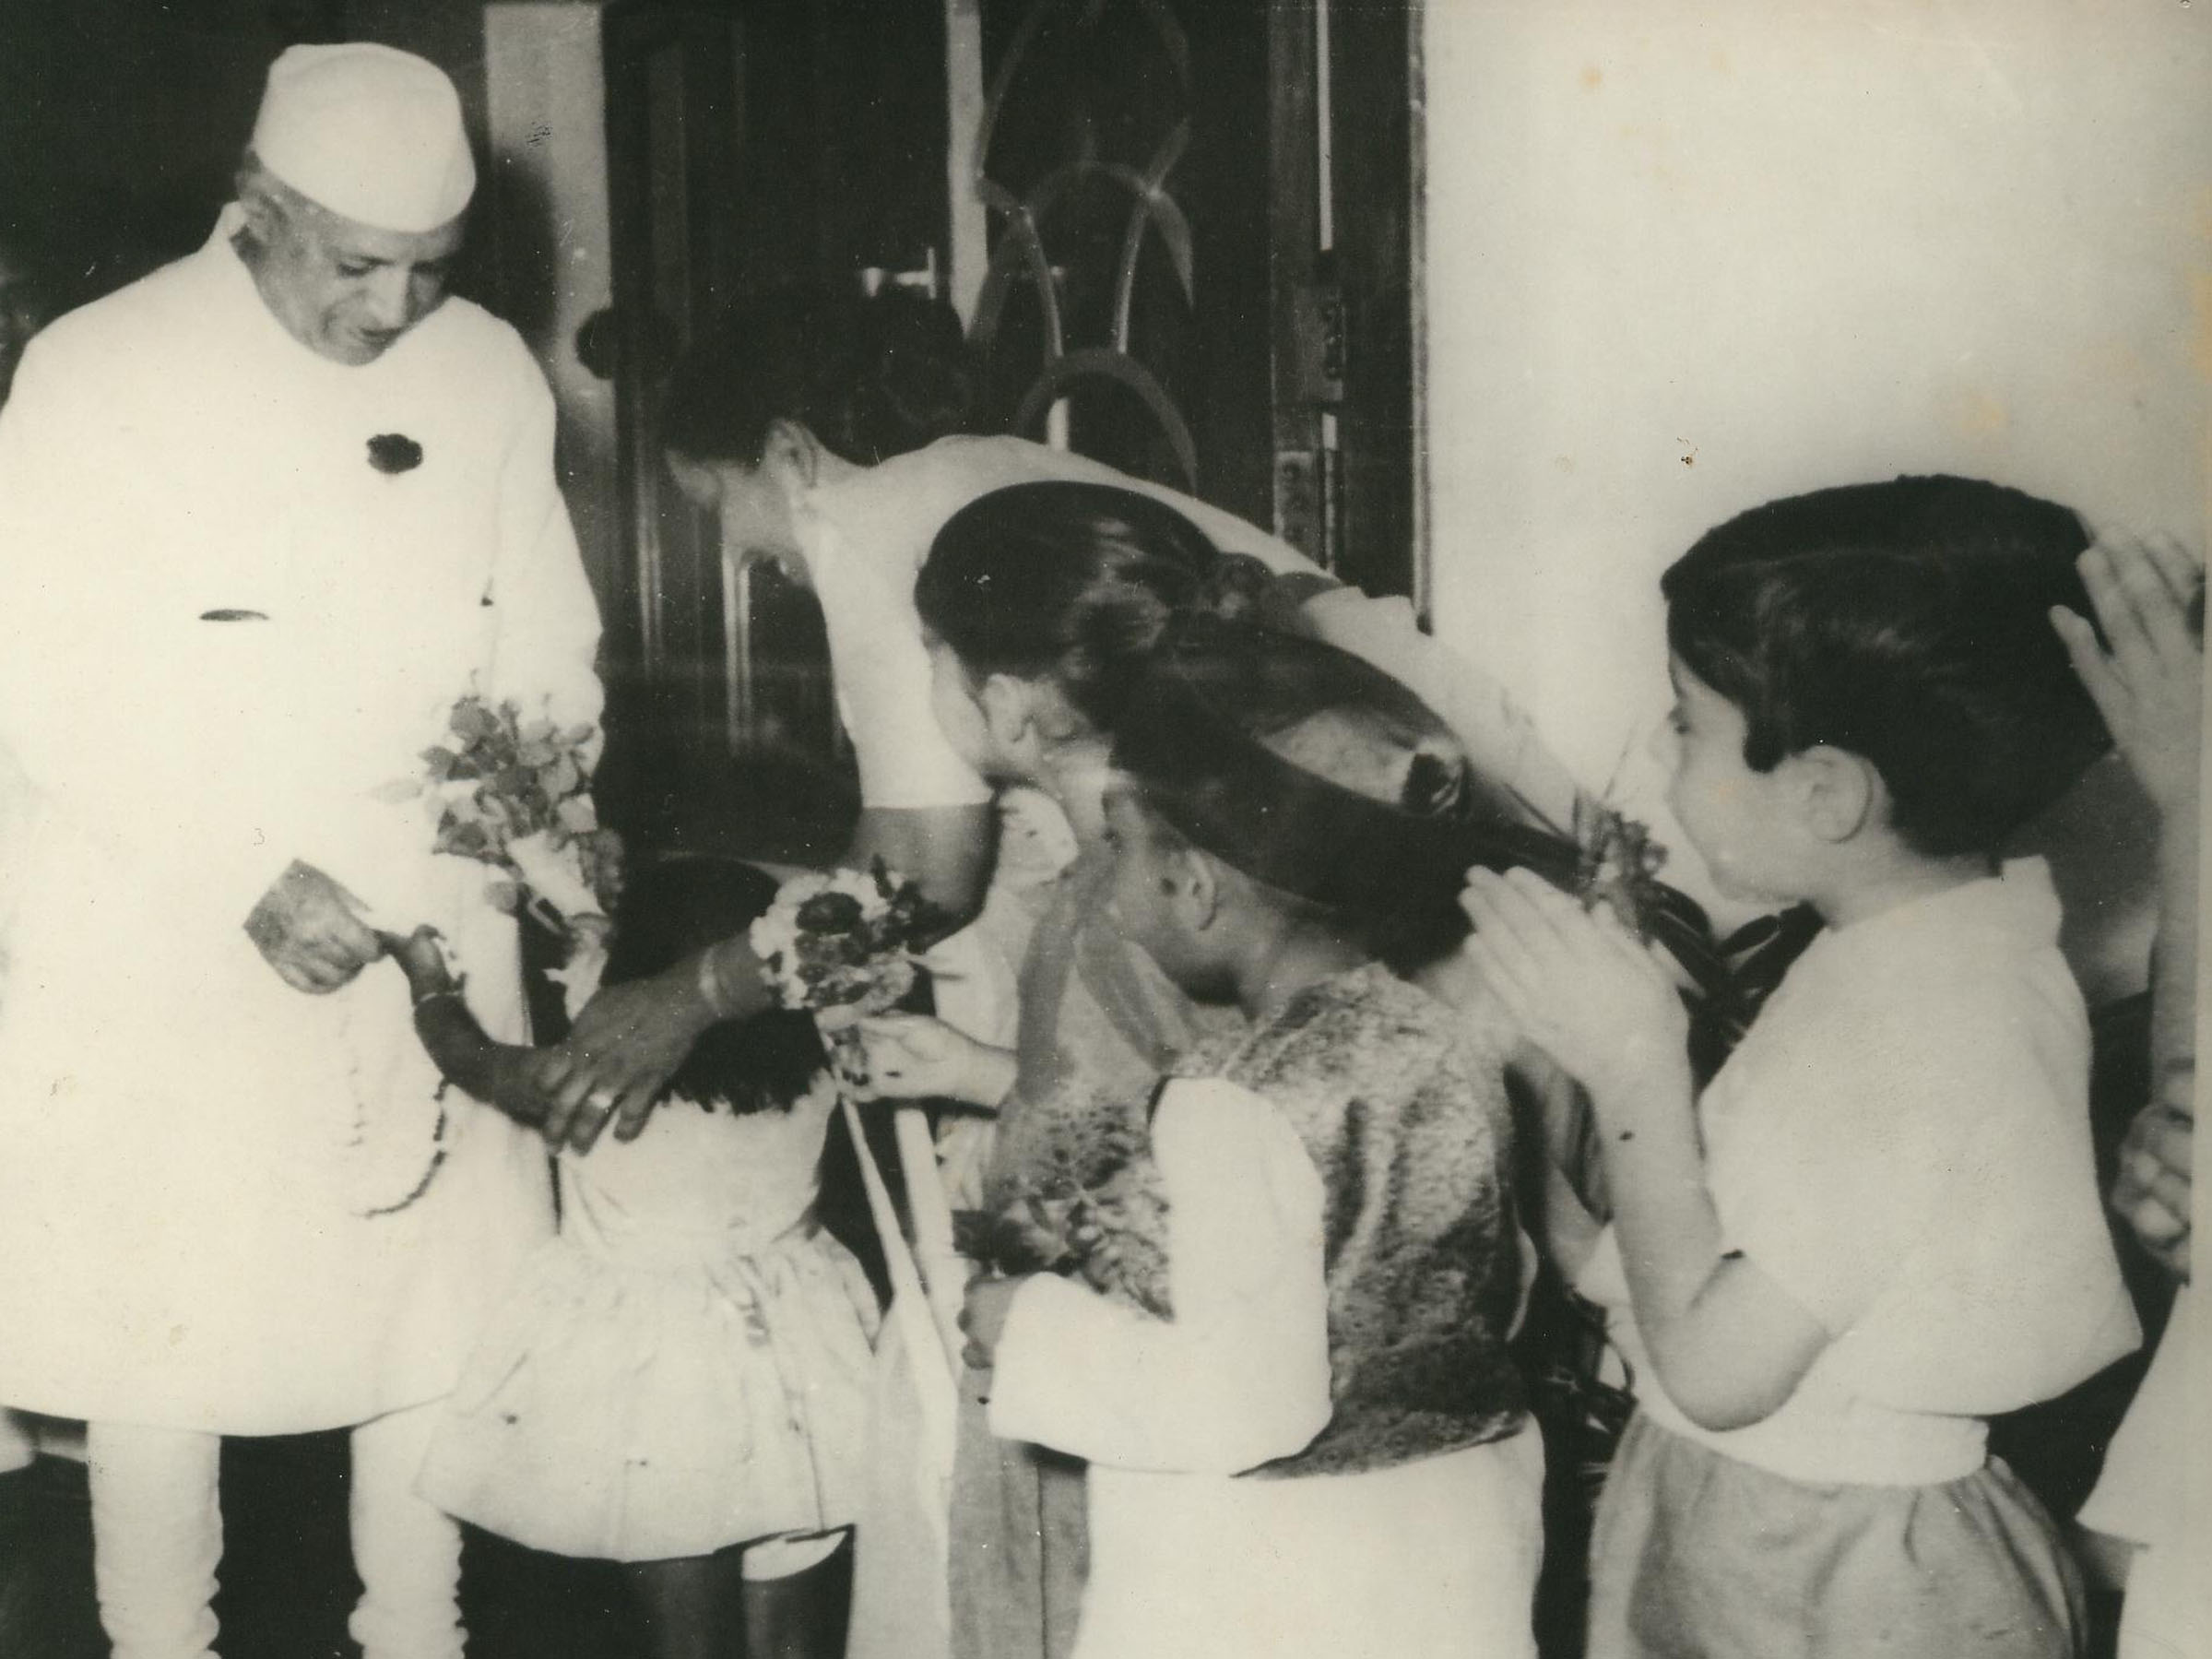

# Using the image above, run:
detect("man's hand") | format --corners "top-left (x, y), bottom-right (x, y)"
top-left (528, 964), bottom-right (718, 1154)
top-left (244, 860), bottom-right (382, 994)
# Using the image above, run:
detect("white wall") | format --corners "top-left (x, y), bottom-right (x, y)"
top-left (1423, 0), bottom-right (2209, 994)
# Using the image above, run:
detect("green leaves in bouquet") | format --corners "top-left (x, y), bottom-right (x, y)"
top-left (1572, 799), bottom-right (1668, 935)
top-left (450, 698), bottom-right (503, 742)
top-left (425, 697), bottom-right (583, 850)
top-left (398, 693), bottom-right (624, 915)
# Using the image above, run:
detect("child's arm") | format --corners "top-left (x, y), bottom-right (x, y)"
top-left (1504, 1039), bottom-right (1609, 1278)
top-left (1428, 947), bottom-right (1611, 1263)
top-left (968, 1077), bottom-right (1334, 1475)
top-left (851, 1013), bottom-right (1017, 1111)
top-left (384, 929), bottom-right (552, 1132)
top-left (1461, 870), bottom-right (1830, 1431)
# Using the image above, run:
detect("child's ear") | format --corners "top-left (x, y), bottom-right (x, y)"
top-left (1023, 678), bottom-right (1089, 747)
top-left (1792, 745), bottom-right (1878, 843)
top-left (1165, 844), bottom-right (1224, 933)
top-left (976, 673), bottom-right (1037, 752)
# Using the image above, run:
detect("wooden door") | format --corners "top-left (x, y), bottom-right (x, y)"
top-left (599, 0), bottom-right (950, 853)
top-left (964, 0), bottom-right (1422, 601)
top-left (597, 0), bottom-right (1422, 848)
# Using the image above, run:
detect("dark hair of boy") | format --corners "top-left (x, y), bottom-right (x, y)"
top-left (1662, 475), bottom-right (2112, 858)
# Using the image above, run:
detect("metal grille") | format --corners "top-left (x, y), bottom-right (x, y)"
top-left (967, 0), bottom-right (1202, 490)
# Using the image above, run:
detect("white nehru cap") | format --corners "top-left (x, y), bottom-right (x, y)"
top-left (251, 43), bottom-right (475, 232)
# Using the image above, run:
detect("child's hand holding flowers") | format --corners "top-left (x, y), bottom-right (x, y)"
top-left (1459, 866), bottom-right (1691, 1108)
top-left (852, 1013), bottom-right (1017, 1109)
top-left (748, 861), bottom-right (943, 1087)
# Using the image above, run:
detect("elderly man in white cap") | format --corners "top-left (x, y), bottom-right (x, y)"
top-left (0, 43), bottom-right (599, 1658)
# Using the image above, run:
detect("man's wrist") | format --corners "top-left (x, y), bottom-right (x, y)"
top-left (694, 947), bottom-right (737, 1023)
top-left (688, 940), bottom-right (766, 1027)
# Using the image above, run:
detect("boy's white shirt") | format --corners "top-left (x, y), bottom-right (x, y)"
top-left (1581, 859), bottom-right (2140, 1487)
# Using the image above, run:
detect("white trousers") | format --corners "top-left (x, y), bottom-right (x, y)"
top-left (87, 1402), bottom-right (462, 1659)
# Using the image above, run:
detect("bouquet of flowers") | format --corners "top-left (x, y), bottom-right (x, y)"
top-left (957, 1111), bottom-right (1175, 1319)
top-left (751, 859), bottom-right (968, 1438)
top-left (344, 695), bottom-right (620, 1217)
top-left (1571, 796), bottom-right (1671, 936)
top-left (389, 692), bottom-right (624, 954)
top-left (749, 859), bottom-right (940, 1083)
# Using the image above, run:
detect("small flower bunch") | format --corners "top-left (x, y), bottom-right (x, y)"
top-left (396, 693), bottom-right (623, 944)
top-left (1562, 795), bottom-right (1757, 1077)
top-left (1571, 797), bottom-right (1670, 937)
top-left (749, 859), bottom-right (940, 1082)
top-left (961, 1144), bottom-right (1174, 1320)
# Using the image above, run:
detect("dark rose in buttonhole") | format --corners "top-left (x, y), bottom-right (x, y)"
top-left (368, 433), bottom-right (424, 474)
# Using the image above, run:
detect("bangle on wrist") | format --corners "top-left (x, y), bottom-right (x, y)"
top-left (696, 946), bottom-right (738, 1022)
top-left (412, 986), bottom-right (467, 1012)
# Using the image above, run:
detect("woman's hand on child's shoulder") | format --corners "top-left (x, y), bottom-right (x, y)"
top-left (2052, 529), bottom-right (2203, 821)
top-left (853, 1014), bottom-right (1016, 1109)
top-left (1458, 867), bottom-right (1690, 1106)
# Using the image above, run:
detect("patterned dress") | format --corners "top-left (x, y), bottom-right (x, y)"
top-left (988, 961), bottom-right (1544, 1659)
top-left (945, 847), bottom-right (1241, 1659)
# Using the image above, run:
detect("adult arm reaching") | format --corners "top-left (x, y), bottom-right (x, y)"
top-left (530, 802), bottom-right (994, 1152)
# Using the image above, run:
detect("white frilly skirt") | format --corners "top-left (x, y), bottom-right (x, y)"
top-left (419, 1218), bottom-right (881, 1562)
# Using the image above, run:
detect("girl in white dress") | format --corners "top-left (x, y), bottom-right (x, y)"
top-left (389, 858), bottom-right (878, 1659)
